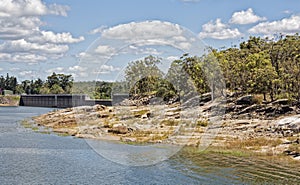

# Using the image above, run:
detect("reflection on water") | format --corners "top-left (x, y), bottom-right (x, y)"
top-left (171, 148), bottom-right (300, 184)
top-left (87, 139), bottom-right (182, 166)
top-left (0, 106), bottom-right (299, 184)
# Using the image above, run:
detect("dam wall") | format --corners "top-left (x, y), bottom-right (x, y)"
top-left (19, 94), bottom-right (112, 108)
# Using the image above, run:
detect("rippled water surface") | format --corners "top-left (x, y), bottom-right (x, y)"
top-left (0, 106), bottom-right (299, 185)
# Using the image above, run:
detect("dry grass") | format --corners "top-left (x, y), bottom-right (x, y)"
top-left (161, 119), bottom-right (179, 126)
top-left (225, 137), bottom-right (282, 150)
top-left (128, 130), bottom-right (152, 137)
top-left (288, 144), bottom-right (300, 153)
top-left (253, 94), bottom-right (263, 104)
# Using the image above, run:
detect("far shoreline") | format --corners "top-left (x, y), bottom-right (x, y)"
top-left (0, 104), bottom-right (18, 107)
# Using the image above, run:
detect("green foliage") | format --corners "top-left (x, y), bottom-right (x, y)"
top-left (216, 33), bottom-right (300, 101)
top-left (39, 85), bottom-right (50, 94)
top-left (196, 120), bottom-right (208, 127)
top-left (46, 73), bottom-right (73, 94)
top-left (176, 55), bottom-right (210, 94)
top-left (49, 84), bottom-right (64, 94)
top-left (72, 81), bottom-right (113, 99)
top-left (124, 55), bottom-right (178, 101)
top-left (94, 81), bottom-right (112, 99)
top-left (0, 72), bottom-right (73, 95)
top-left (0, 73), bottom-right (17, 94)
top-left (125, 55), bottom-right (164, 95)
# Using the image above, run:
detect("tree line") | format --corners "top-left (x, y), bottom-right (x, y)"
top-left (215, 34), bottom-right (300, 101)
top-left (123, 33), bottom-right (300, 102)
top-left (0, 72), bottom-right (113, 99)
top-left (0, 72), bottom-right (73, 95)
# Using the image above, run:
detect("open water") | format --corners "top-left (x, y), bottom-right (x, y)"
top-left (0, 106), bottom-right (299, 184)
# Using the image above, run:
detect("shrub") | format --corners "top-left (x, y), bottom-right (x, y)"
top-left (196, 120), bottom-right (209, 127)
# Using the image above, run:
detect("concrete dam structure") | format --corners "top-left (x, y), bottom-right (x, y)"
top-left (19, 94), bottom-right (112, 108)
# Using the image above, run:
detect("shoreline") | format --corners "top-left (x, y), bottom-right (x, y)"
top-left (0, 104), bottom-right (18, 106)
top-left (30, 99), bottom-right (300, 161)
top-left (27, 115), bottom-right (300, 163)
top-left (0, 95), bottom-right (20, 107)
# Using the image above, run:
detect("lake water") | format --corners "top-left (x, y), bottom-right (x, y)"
top-left (0, 106), bottom-right (299, 185)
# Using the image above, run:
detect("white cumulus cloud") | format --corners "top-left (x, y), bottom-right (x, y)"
top-left (199, 19), bottom-right (242, 39)
top-left (166, 56), bottom-right (179, 62)
top-left (0, 0), bottom-right (69, 17)
top-left (28, 31), bottom-right (84, 44)
top-left (101, 20), bottom-right (183, 41)
top-left (47, 4), bottom-right (70, 17)
top-left (249, 15), bottom-right (300, 35)
top-left (19, 70), bottom-right (35, 77)
top-left (94, 45), bottom-right (116, 55)
top-left (0, 0), bottom-right (83, 63)
top-left (230, 8), bottom-right (266, 25)
top-left (68, 65), bottom-right (86, 72)
top-left (0, 17), bottom-right (42, 40)
top-left (89, 25), bottom-right (108, 34)
top-left (0, 39), bottom-right (69, 54)
top-left (46, 67), bottom-right (64, 74)
top-left (93, 65), bottom-right (121, 74)
top-left (0, 39), bottom-right (69, 62)
top-left (96, 20), bottom-right (194, 51)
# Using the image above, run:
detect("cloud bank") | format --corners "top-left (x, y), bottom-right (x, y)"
top-left (0, 0), bottom-right (84, 63)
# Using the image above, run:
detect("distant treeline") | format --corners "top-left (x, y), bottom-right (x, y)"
top-left (0, 73), bottom-right (73, 95)
top-left (0, 72), bottom-right (113, 99)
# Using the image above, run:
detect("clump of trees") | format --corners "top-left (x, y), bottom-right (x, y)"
top-left (72, 81), bottom-right (113, 99)
top-left (216, 34), bottom-right (300, 101)
top-left (124, 55), bottom-right (178, 101)
top-left (123, 33), bottom-right (300, 103)
top-left (0, 74), bottom-right (17, 94)
top-left (123, 54), bottom-right (225, 102)
top-left (0, 72), bottom-right (73, 95)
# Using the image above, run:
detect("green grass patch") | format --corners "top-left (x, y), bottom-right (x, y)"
top-left (180, 146), bottom-right (251, 157)
top-left (133, 109), bottom-right (149, 117)
top-left (196, 120), bottom-right (209, 127)
top-left (21, 119), bottom-right (33, 128)
top-left (56, 132), bottom-right (70, 137)
top-left (204, 149), bottom-right (250, 157)
top-left (31, 127), bottom-right (39, 131)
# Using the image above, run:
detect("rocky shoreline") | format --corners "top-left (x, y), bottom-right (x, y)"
top-left (32, 94), bottom-right (300, 160)
top-left (0, 95), bottom-right (19, 106)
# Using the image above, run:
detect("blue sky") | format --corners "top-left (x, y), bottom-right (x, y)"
top-left (0, 0), bottom-right (300, 81)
